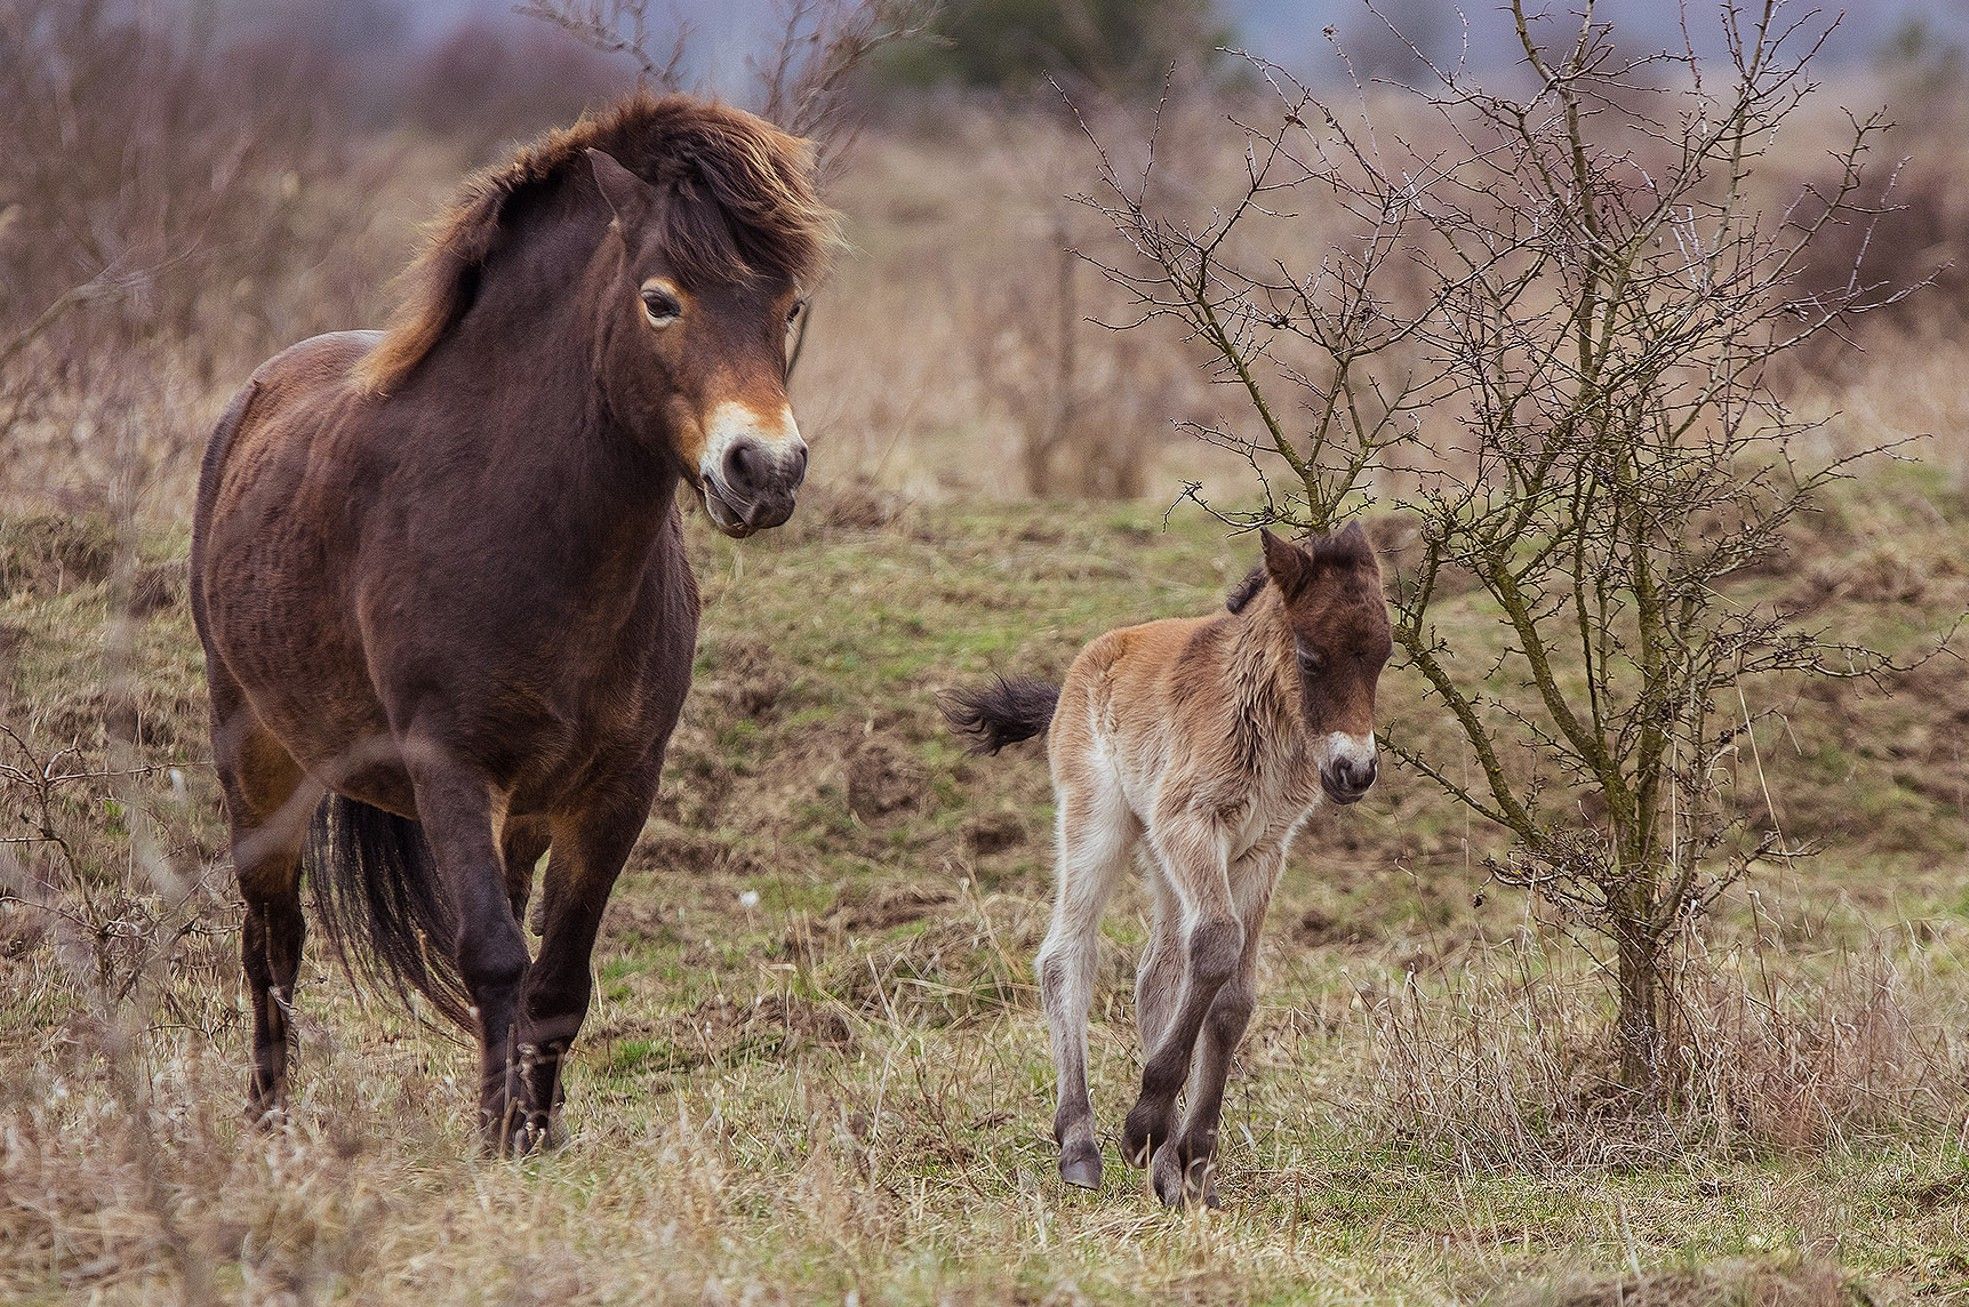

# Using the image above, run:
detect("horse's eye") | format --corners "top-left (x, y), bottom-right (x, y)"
top-left (641, 287), bottom-right (682, 325)
top-left (1298, 648), bottom-right (1323, 677)
top-left (786, 299), bottom-right (806, 327)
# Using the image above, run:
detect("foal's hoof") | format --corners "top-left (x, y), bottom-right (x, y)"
top-left (513, 1115), bottom-right (567, 1156)
top-left (1150, 1145), bottom-right (1219, 1210)
top-left (1059, 1142), bottom-right (1103, 1190)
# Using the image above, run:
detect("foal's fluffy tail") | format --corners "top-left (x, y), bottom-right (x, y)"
top-left (305, 795), bottom-right (475, 1029)
top-left (940, 676), bottom-right (1060, 755)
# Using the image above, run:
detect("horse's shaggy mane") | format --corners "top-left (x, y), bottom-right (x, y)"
top-left (355, 93), bottom-right (840, 394)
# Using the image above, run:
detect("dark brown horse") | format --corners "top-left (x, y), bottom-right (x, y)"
top-left (189, 94), bottom-right (836, 1152)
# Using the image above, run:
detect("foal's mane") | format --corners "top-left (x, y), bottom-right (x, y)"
top-left (355, 93), bottom-right (839, 394)
top-left (1224, 525), bottom-right (1378, 614)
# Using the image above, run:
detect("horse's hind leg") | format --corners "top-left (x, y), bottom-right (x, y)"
top-left (212, 696), bottom-right (316, 1122)
top-left (513, 796), bottom-right (645, 1149)
top-left (1036, 765), bottom-right (1134, 1190)
top-left (500, 817), bottom-right (551, 933)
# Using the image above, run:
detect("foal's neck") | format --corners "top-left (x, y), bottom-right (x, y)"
top-left (1224, 588), bottom-right (1304, 764)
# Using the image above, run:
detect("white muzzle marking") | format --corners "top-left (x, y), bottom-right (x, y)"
top-left (1324, 732), bottom-right (1376, 769)
top-left (698, 399), bottom-right (803, 487)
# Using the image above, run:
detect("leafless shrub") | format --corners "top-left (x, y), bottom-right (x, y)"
top-left (519, 0), bottom-right (936, 160)
top-left (0, 0), bottom-right (382, 512)
top-left (971, 214), bottom-right (1188, 499)
top-left (1084, 0), bottom-right (1938, 1098)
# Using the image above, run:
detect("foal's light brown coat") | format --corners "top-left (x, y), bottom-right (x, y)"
top-left (947, 526), bottom-right (1391, 1206)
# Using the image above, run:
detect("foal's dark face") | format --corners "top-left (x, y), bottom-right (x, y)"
top-left (1261, 526), bottom-right (1393, 805)
top-left (588, 149), bottom-right (809, 538)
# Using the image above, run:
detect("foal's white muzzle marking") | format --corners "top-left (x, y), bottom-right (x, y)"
top-left (1323, 732), bottom-right (1376, 769)
top-left (1320, 731), bottom-right (1378, 804)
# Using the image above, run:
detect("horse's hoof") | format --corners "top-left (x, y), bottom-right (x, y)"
top-left (521, 1113), bottom-right (570, 1153)
top-left (1059, 1144), bottom-right (1103, 1190)
top-left (243, 1101), bottom-right (288, 1132)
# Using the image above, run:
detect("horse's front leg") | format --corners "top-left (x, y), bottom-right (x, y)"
top-left (408, 757), bottom-right (532, 1153)
top-left (511, 796), bottom-right (647, 1150)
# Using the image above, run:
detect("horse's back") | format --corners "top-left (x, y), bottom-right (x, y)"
top-left (194, 330), bottom-right (380, 541)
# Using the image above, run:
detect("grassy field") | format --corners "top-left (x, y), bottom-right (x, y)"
top-left (3, 477), bottom-right (1969, 1304)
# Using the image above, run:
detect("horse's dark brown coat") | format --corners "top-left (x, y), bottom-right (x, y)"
top-left (189, 94), bottom-right (833, 1149)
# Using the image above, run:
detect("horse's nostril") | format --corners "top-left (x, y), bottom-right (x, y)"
top-left (787, 441), bottom-right (809, 486)
top-left (724, 441), bottom-right (768, 499)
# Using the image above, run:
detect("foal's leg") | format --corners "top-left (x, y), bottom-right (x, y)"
top-left (1162, 847), bottom-right (1284, 1208)
top-left (1121, 813), bottom-right (1239, 1189)
top-left (1135, 863), bottom-right (1184, 1054)
top-left (512, 799), bottom-right (644, 1149)
top-left (1036, 770), bottom-right (1134, 1190)
top-left (407, 758), bottom-right (532, 1153)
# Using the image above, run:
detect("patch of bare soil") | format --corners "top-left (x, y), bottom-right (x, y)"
top-left (844, 734), bottom-right (927, 820)
top-left (959, 809), bottom-right (1025, 857)
top-left (697, 636), bottom-right (791, 720)
top-left (627, 822), bottom-right (727, 876)
top-left (823, 883), bottom-right (954, 933)
top-left (1291, 907), bottom-right (1369, 948)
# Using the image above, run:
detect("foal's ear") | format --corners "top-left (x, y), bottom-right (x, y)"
top-left (587, 148), bottom-right (659, 232)
top-left (1259, 528), bottom-right (1313, 598)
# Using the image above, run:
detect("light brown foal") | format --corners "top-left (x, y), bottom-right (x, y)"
top-left (945, 525), bottom-right (1392, 1207)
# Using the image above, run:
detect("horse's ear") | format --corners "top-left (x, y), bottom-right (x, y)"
top-left (1260, 528), bottom-right (1312, 598)
top-left (587, 148), bottom-right (657, 232)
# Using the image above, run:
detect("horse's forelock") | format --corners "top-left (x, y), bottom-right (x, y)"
top-left (355, 93), bottom-right (837, 394)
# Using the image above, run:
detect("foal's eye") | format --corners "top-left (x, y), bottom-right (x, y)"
top-left (1298, 648), bottom-right (1324, 677)
top-left (786, 299), bottom-right (806, 328)
top-left (641, 287), bottom-right (682, 326)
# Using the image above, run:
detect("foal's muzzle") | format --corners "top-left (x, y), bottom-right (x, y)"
top-left (1320, 733), bottom-right (1378, 805)
top-left (698, 401), bottom-right (808, 538)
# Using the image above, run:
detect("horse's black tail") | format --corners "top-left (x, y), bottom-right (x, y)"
top-left (940, 676), bottom-right (1061, 755)
top-left (304, 795), bottom-right (475, 1029)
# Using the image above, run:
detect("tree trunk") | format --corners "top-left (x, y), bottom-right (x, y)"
top-left (1614, 926), bottom-right (1662, 1104)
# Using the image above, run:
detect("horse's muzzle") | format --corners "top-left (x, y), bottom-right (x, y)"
top-left (702, 435), bottom-right (807, 537)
